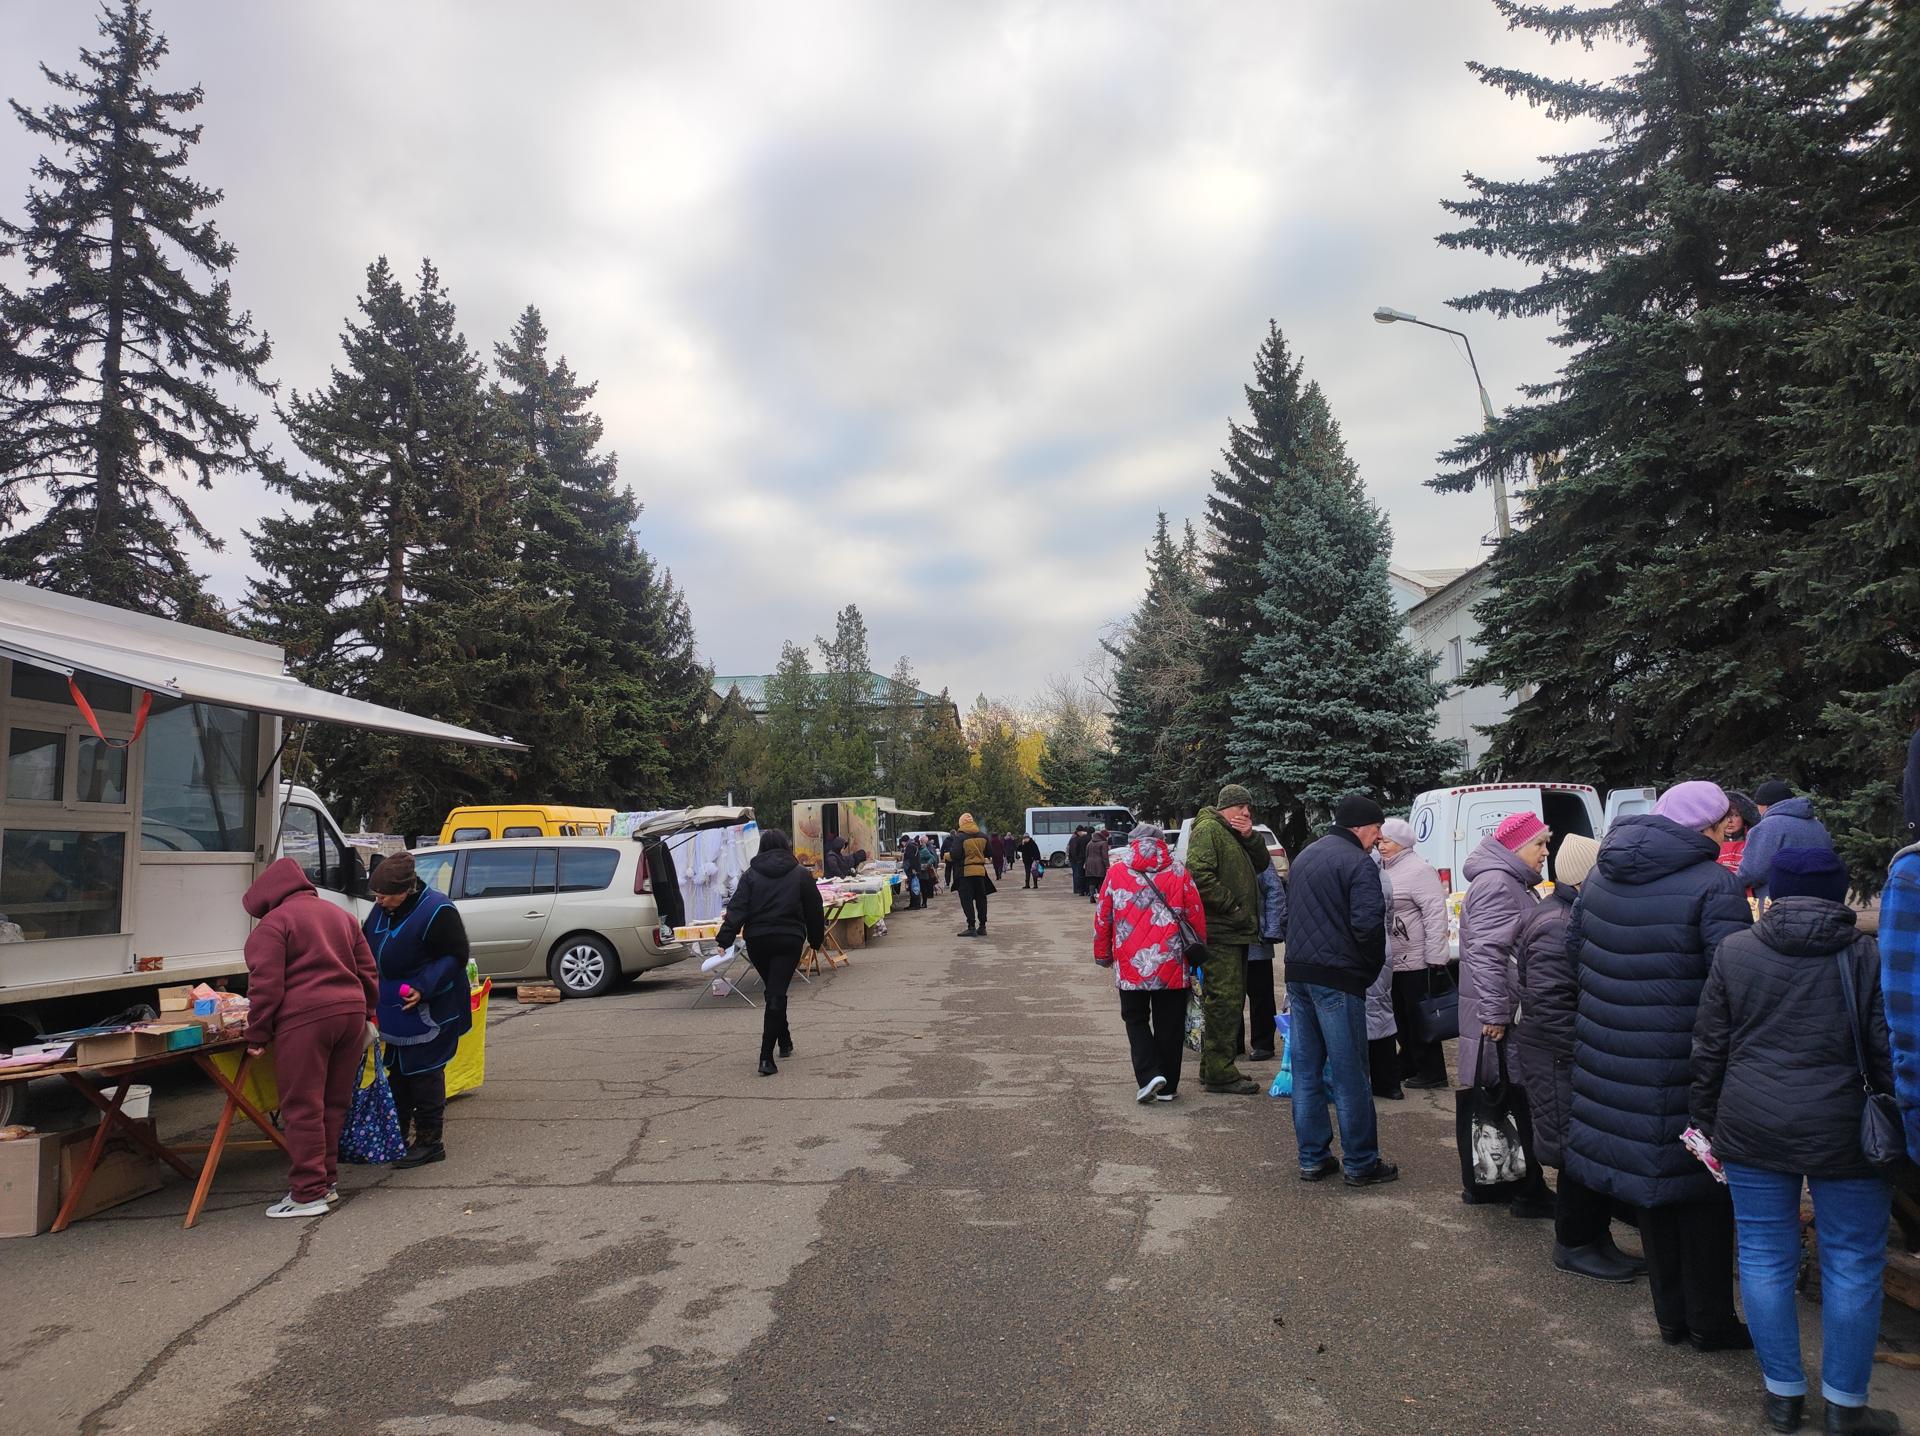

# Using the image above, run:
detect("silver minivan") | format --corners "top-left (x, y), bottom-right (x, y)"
top-left (407, 808), bottom-right (753, 997)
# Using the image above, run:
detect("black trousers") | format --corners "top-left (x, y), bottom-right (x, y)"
top-left (1554, 1169), bottom-right (1614, 1248)
top-left (1369, 1036), bottom-right (1402, 1096)
top-left (958, 876), bottom-right (990, 930)
top-left (1245, 955), bottom-right (1277, 1053)
top-left (1120, 988), bottom-right (1186, 1093)
top-left (748, 939), bottom-right (803, 1059)
top-left (1636, 1198), bottom-right (1739, 1334)
top-left (385, 1055), bottom-right (447, 1146)
top-left (1389, 968), bottom-right (1449, 1083)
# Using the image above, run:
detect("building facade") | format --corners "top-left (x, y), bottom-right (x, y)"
top-left (1395, 562), bottom-right (1509, 771)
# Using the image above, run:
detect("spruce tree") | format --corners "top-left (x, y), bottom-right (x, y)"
top-left (1106, 514), bottom-right (1208, 821)
top-left (755, 640), bottom-right (820, 830)
top-left (877, 655), bottom-right (921, 792)
top-left (1227, 398), bottom-right (1463, 853)
top-left (247, 258), bottom-right (520, 834)
top-left (494, 305), bottom-right (709, 807)
top-left (967, 722), bottom-right (1034, 833)
top-left (1433, 1), bottom-right (1846, 794)
top-left (0, 0), bottom-right (274, 617)
top-left (1182, 323), bottom-right (1326, 797)
top-left (1767, 0), bottom-right (1920, 886)
top-left (904, 687), bottom-right (972, 821)
top-left (1038, 697), bottom-right (1106, 806)
top-left (815, 604), bottom-right (877, 793)
top-left (700, 686), bottom-right (769, 809)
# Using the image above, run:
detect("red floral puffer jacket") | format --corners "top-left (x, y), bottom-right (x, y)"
top-left (1093, 835), bottom-right (1207, 990)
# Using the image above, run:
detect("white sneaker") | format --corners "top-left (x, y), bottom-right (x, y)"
top-left (323, 1187), bottom-right (340, 1205)
top-left (265, 1194), bottom-right (331, 1219)
top-left (1136, 1074), bottom-right (1168, 1104)
top-left (1155, 1090), bottom-right (1177, 1103)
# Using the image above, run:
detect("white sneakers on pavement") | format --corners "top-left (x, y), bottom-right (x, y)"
top-left (265, 1193), bottom-right (331, 1219)
top-left (1136, 1074), bottom-right (1168, 1104)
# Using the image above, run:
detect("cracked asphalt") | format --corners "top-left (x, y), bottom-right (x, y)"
top-left (4, 880), bottom-right (1917, 1435)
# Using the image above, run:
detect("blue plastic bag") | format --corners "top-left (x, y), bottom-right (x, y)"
top-left (1269, 1013), bottom-right (1292, 1097)
top-left (340, 1041), bottom-right (410, 1164)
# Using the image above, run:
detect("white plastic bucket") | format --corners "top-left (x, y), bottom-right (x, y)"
top-left (120, 1084), bottom-right (151, 1120)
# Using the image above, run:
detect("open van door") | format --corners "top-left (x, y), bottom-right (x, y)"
top-left (1603, 787), bottom-right (1657, 834)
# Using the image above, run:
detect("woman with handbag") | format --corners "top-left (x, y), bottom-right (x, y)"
top-left (366, 852), bottom-right (473, 1170)
top-left (1379, 819), bottom-right (1449, 1089)
top-left (1093, 822), bottom-right (1208, 1104)
top-left (241, 856), bottom-right (379, 1218)
top-left (1691, 847), bottom-right (1900, 1436)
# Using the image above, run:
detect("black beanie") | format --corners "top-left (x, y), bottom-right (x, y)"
top-left (1334, 794), bottom-right (1385, 828)
top-left (1754, 779), bottom-right (1795, 807)
top-left (1768, 846), bottom-right (1849, 904)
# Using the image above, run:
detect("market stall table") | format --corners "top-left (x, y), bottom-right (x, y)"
top-left (0, 1037), bottom-right (287, 1232)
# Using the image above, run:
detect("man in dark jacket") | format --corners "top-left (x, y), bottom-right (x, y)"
top-left (1736, 781), bottom-right (1834, 901)
top-left (1565, 781), bottom-right (1752, 1350)
top-left (1187, 786), bottom-right (1272, 1094)
top-left (717, 828), bottom-right (828, 1075)
top-left (1067, 826), bottom-right (1092, 896)
top-left (1282, 793), bottom-right (1395, 1186)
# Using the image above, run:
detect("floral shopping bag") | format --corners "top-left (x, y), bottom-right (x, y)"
top-left (339, 1041), bottom-right (410, 1165)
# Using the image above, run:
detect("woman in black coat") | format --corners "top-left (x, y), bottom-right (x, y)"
top-left (1563, 781), bottom-right (1751, 1351)
top-left (1692, 847), bottom-right (1899, 1435)
top-left (716, 829), bottom-right (827, 1077)
top-left (1510, 834), bottom-right (1642, 1282)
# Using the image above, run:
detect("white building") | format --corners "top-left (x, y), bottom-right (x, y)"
top-left (1393, 562), bottom-right (1509, 770)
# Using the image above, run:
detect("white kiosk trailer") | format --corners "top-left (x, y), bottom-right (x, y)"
top-left (0, 581), bottom-right (523, 1118)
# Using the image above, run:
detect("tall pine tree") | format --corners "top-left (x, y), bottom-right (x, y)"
top-left (815, 603), bottom-right (877, 794)
top-left (1434, 1), bottom-right (1846, 795)
top-left (0, 0), bottom-right (273, 618)
top-left (1182, 323), bottom-right (1325, 798)
top-left (967, 722), bottom-right (1034, 833)
top-left (1227, 387), bottom-right (1462, 853)
top-left (903, 687), bottom-right (971, 821)
top-left (1106, 513), bottom-right (1208, 821)
top-left (755, 640), bottom-right (820, 831)
top-left (247, 258), bottom-right (520, 834)
top-left (1038, 688), bottom-right (1107, 805)
top-left (877, 655), bottom-right (921, 792)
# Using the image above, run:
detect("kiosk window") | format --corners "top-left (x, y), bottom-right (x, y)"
top-left (9, 667), bottom-right (132, 711)
top-left (140, 699), bottom-right (257, 852)
top-left (0, 829), bottom-right (125, 940)
top-left (75, 736), bottom-right (128, 805)
top-left (7, 729), bottom-right (64, 802)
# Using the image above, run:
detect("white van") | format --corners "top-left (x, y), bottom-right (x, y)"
top-left (1407, 782), bottom-right (1655, 894)
top-left (1171, 819), bottom-right (1289, 873)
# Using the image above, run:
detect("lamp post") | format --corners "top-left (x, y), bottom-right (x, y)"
top-left (1373, 305), bottom-right (1511, 540)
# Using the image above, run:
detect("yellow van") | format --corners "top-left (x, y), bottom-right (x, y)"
top-left (437, 805), bottom-right (617, 844)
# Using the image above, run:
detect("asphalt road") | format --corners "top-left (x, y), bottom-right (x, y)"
top-left (5, 878), bottom-right (1917, 1435)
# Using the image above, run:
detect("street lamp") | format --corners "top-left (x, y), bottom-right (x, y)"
top-left (1373, 305), bottom-right (1511, 539)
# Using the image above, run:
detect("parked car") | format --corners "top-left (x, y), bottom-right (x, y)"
top-left (436, 804), bottom-right (615, 843)
top-left (1172, 819), bottom-right (1289, 873)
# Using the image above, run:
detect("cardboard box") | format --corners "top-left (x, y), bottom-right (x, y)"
top-left (0, 1132), bottom-right (63, 1238)
top-left (136, 1021), bottom-right (205, 1051)
top-left (834, 918), bottom-right (868, 949)
top-left (57, 1120), bottom-right (163, 1223)
top-left (156, 985), bottom-right (194, 1012)
top-left (74, 1030), bottom-right (167, 1066)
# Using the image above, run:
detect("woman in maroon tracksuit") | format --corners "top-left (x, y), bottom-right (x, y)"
top-left (242, 856), bottom-right (379, 1218)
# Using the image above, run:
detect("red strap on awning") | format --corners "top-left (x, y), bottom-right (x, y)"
top-left (68, 676), bottom-right (153, 748)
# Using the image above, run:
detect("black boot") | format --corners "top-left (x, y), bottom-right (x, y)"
top-left (778, 1035), bottom-right (794, 1058)
top-left (1551, 1242), bottom-right (1637, 1283)
top-left (957, 925), bottom-right (977, 938)
top-left (1824, 1403), bottom-right (1899, 1435)
top-left (1594, 1230), bottom-right (1648, 1276)
top-left (757, 1056), bottom-right (778, 1076)
top-left (392, 1139), bottom-right (446, 1170)
top-left (1686, 1323), bottom-right (1754, 1353)
top-left (1763, 1393), bottom-right (1805, 1433)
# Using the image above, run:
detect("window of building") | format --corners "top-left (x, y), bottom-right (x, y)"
top-left (140, 699), bottom-right (257, 852)
top-left (1448, 637), bottom-right (1465, 680)
top-left (75, 735), bottom-right (128, 805)
top-left (7, 729), bottom-right (64, 802)
top-left (0, 829), bottom-right (125, 940)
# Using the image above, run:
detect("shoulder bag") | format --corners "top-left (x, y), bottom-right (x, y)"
top-left (1836, 950), bottom-right (1913, 1176)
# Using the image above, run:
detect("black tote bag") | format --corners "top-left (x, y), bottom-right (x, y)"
top-left (1455, 1038), bottom-right (1538, 1204)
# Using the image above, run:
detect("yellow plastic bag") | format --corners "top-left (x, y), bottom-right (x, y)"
top-left (446, 979), bottom-right (490, 1098)
top-left (209, 1045), bottom-right (282, 1112)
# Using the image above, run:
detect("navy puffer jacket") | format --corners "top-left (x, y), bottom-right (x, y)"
top-left (1691, 898), bottom-right (1893, 1180)
top-left (1563, 815), bottom-right (1752, 1208)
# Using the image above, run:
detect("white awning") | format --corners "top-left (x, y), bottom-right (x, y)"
top-left (0, 582), bottom-right (525, 751)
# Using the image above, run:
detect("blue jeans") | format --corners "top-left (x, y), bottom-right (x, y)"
top-left (1724, 1163), bottom-right (1891, 1406)
top-left (1284, 982), bottom-right (1379, 1176)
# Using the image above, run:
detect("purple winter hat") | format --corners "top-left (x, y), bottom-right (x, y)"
top-left (1655, 780), bottom-right (1731, 832)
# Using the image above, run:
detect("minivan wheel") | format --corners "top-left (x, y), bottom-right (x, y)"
top-left (550, 935), bottom-right (620, 998)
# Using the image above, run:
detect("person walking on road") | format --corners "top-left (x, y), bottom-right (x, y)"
top-left (1737, 781), bottom-right (1835, 902)
top-left (1185, 786), bottom-right (1271, 1095)
top-left (1457, 811), bottom-right (1550, 1210)
top-left (1692, 846), bottom-right (1901, 1436)
top-left (242, 856), bottom-right (379, 1219)
top-left (366, 852), bottom-right (474, 1172)
top-left (1508, 834), bottom-right (1642, 1281)
top-left (951, 813), bottom-right (996, 938)
top-left (1281, 793), bottom-right (1397, 1186)
top-left (1019, 834), bottom-right (1043, 888)
top-left (1565, 780), bottom-right (1752, 1352)
top-left (1378, 818), bottom-right (1450, 1089)
top-left (716, 828), bottom-right (828, 1077)
top-left (1068, 826), bottom-right (1092, 897)
top-left (1084, 828), bottom-right (1112, 904)
top-left (1094, 822), bottom-right (1208, 1105)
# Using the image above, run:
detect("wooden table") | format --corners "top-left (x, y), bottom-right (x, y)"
top-left (0, 1037), bottom-right (288, 1231)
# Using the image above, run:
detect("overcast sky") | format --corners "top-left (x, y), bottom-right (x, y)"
top-left (2, 1), bottom-right (1620, 705)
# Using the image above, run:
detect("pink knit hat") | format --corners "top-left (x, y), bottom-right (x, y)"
top-left (1494, 811), bottom-right (1549, 851)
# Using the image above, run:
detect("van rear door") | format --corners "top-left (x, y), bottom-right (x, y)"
top-left (1459, 791), bottom-right (1540, 862)
top-left (1603, 787), bottom-right (1657, 832)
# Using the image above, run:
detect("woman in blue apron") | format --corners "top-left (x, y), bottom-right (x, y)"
top-left (365, 852), bottom-right (472, 1168)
